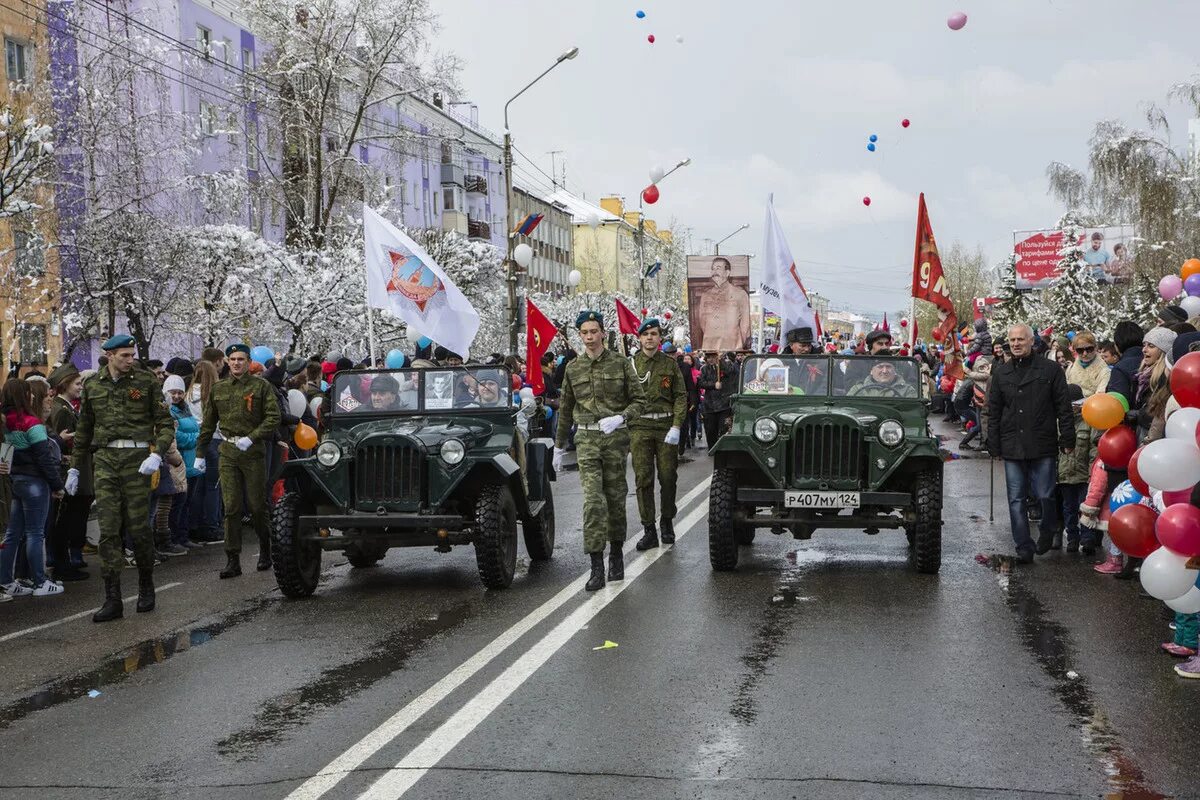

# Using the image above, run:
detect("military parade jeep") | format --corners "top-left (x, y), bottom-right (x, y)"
top-left (271, 366), bottom-right (556, 597)
top-left (708, 354), bottom-right (943, 573)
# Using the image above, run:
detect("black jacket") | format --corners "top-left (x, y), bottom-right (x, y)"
top-left (986, 354), bottom-right (1073, 460)
top-left (1106, 346), bottom-right (1143, 408)
top-left (697, 361), bottom-right (737, 414)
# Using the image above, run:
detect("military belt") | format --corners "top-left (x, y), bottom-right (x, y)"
top-left (642, 412), bottom-right (670, 419)
top-left (577, 423), bottom-right (603, 431)
top-left (106, 440), bottom-right (150, 448)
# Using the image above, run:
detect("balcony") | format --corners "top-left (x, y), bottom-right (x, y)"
top-left (467, 219), bottom-right (491, 240)
top-left (465, 174), bottom-right (488, 195)
top-left (442, 209), bottom-right (468, 235)
top-left (440, 163), bottom-right (465, 187)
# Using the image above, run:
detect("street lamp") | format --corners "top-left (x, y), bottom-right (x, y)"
top-left (503, 46), bottom-right (579, 353)
top-left (638, 157), bottom-right (690, 309)
top-left (714, 223), bottom-right (749, 255)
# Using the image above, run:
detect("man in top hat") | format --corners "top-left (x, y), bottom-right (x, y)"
top-left (66, 335), bottom-right (174, 622)
top-left (196, 343), bottom-right (281, 578)
top-left (781, 326), bottom-right (828, 394)
top-left (784, 326), bottom-right (816, 355)
top-left (554, 310), bottom-right (646, 591)
top-left (629, 319), bottom-right (687, 551)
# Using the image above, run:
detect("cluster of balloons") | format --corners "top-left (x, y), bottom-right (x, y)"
top-left (1158, 259), bottom-right (1200, 318)
top-left (643, 165), bottom-right (665, 205)
top-left (634, 10), bottom-right (682, 43)
top-left (947, 11), bottom-right (967, 30)
top-left (867, 133), bottom-right (878, 153)
top-left (1085, 353), bottom-right (1200, 612)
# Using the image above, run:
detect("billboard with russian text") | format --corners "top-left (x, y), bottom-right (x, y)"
top-left (1012, 224), bottom-right (1138, 289)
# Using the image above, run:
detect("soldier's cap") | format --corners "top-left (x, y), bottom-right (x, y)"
top-left (474, 369), bottom-right (503, 386)
top-left (865, 329), bottom-right (893, 347)
top-left (369, 374), bottom-right (400, 393)
top-left (638, 318), bottom-right (661, 336)
top-left (785, 327), bottom-right (815, 345)
top-left (575, 310), bottom-right (603, 329)
top-left (47, 363), bottom-right (80, 388)
top-left (225, 343), bottom-right (251, 357)
top-left (101, 334), bottom-right (136, 352)
top-left (284, 356), bottom-right (307, 376)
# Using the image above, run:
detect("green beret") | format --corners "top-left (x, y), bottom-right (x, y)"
top-left (575, 310), bottom-right (603, 329)
top-left (225, 343), bottom-right (251, 357)
top-left (101, 334), bottom-right (136, 351)
top-left (638, 318), bottom-right (661, 336)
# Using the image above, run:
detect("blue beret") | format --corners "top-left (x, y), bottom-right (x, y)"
top-left (575, 310), bottom-right (603, 329)
top-left (225, 343), bottom-right (251, 357)
top-left (101, 334), bottom-right (135, 351)
top-left (638, 318), bottom-right (661, 336)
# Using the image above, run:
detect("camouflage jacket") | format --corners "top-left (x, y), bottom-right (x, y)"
top-left (555, 348), bottom-right (646, 447)
top-left (73, 367), bottom-right (174, 466)
top-left (628, 350), bottom-right (686, 429)
top-left (197, 373), bottom-right (282, 451)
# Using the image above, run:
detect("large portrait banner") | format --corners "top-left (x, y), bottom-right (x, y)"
top-left (687, 254), bottom-right (752, 352)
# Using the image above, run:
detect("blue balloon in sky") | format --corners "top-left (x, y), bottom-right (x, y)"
top-left (250, 345), bottom-right (273, 364)
top-left (384, 349), bottom-right (406, 369)
top-left (636, 9), bottom-right (645, 18)
top-left (869, 134), bottom-right (878, 142)
top-left (867, 143), bottom-right (876, 152)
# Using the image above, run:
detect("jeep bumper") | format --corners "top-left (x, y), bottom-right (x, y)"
top-left (736, 489), bottom-right (913, 530)
top-left (299, 513), bottom-right (473, 548)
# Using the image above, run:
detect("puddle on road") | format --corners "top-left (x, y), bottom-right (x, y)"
top-left (216, 601), bottom-right (473, 761)
top-left (976, 554), bottom-right (1165, 799)
top-left (0, 596), bottom-right (276, 730)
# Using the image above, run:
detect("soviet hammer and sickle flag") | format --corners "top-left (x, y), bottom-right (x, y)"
top-left (911, 193), bottom-right (958, 349)
top-left (525, 299), bottom-right (559, 396)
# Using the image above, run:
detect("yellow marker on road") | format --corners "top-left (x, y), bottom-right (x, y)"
top-left (592, 640), bottom-right (619, 651)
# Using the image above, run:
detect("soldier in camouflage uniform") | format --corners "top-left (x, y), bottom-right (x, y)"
top-left (554, 310), bottom-right (646, 591)
top-left (197, 343), bottom-right (281, 578)
top-left (66, 335), bottom-right (175, 622)
top-left (628, 319), bottom-right (687, 551)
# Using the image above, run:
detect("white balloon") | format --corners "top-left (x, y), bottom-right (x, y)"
top-left (567, 269), bottom-right (582, 287)
top-left (287, 388), bottom-right (307, 418)
top-left (1167, 406), bottom-right (1200, 442)
top-left (675, 34), bottom-right (684, 43)
top-left (519, 387), bottom-right (534, 402)
top-left (1140, 547), bottom-right (1200, 601)
top-left (585, 211), bottom-right (600, 229)
top-left (649, 165), bottom-right (666, 183)
top-left (1137, 438), bottom-right (1200, 492)
top-left (1167, 585), bottom-right (1200, 614)
top-left (1182, 295), bottom-right (1200, 318)
top-left (308, 396), bottom-right (324, 416)
top-left (513, 243), bottom-right (533, 269)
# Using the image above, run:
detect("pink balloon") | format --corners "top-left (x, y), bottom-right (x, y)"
top-left (1159, 274), bottom-right (1183, 301)
top-left (1157, 503), bottom-right (1200, 558)
top-left (947, 12), bottom-right (967, 30)
top-left (1163, 489), bottom-right (1194, 506)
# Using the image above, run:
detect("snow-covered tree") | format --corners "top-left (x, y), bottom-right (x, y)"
top-left (0, 105), bottom-right (53, 219)
top-left (1105, 269), bottom-right (1159, 331)
top-left (992, 253), bottom-right (1044, 333)
top-left (1043, 213), bottom-right (1108, 334)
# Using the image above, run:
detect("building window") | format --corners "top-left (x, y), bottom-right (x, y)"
top-left (242, 48), bottom-right (254, 70)
top-left (13, 230), bottom-right (43, 277)
top-left (399, 178), bottom-right (407, 208)
top-left (442, 186), bottom-right (462, 212)
top-left (17, 324), bottom-right (46, 365)
top-left (221, 37), bottom-right (232, 65)
top-left (5, 39), bottom-right (28, 83)
top-left (196, 25), bottom-right (211, 58)
top-left (199, 101), bottom-right (216, 135)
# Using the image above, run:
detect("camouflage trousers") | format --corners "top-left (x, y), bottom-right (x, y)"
top-left (630, 427), bottom-right (678, 525)
top-left (94, 448), bottom-right (155, 577)
top-left (576, 428), bottom-right (630, 553)
top-left (219, 441), bottom-right (269, 555)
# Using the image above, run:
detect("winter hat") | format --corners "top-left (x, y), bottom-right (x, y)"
top-left (162, 374), bottom-right (186, 397)
top-left (1172, 331), bottom-right (1200, 366)
top-left (1142, 326), bottom-right (1178, 365)
top-left (335, 357), bottom-right (355, 373)
top-left (284, 356), bottom-right (307, 376)
top-left (165, 356), bottom-right (194, 378)
top-left (1159, 305), bottom-right (1189, 325)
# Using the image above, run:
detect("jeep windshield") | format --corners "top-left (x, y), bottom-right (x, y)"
top-left (741, 355), bottom-right (921, 399)
top-left (332, 367), bottom-right (513, 414)
top-left (833, 357), bottom-right (921, 399)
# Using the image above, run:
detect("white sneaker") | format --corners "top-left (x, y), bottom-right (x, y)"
top-left (32, 580), bottom-right (64, 597)
top-left (2, 581), bottom-right (33, 597)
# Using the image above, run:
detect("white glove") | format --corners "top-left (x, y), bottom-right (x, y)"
top-left (552, 447), bottom-right (565, 473)
top-left (236, 436), bottom-right (254, 451)
top-left (193, 457), bottom-right (207, 474)
top-left (65, 468), bottom-right (80, 496)
top-left (138, 452), bottom-right (162, 476)
top-left (599, 415), bottom-right (625, 435)
top-left (664, 426), bottom-right (681, 445)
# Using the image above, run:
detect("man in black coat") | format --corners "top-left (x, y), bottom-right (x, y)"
top-left (987, 323), bottom-right (1074, 563)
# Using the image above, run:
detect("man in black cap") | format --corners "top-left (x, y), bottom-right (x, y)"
top-left (369, 374), bottom-right (403, 410)
top-left (1158, 305), bottom-right (1190, 327)
top-left (865, 329), bottom-right (893, 355)
top-left (784, 326), bottom-right (816, 355)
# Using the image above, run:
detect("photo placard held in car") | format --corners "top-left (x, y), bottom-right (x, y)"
top-left (425, 370), bottom-right (455, 410)
top-left (764, 366), bottom-right (790, 394)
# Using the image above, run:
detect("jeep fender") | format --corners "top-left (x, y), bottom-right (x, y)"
top-left (710, 435), bottom-right (781, 489)
top-left (279, 458), bottom-right (338, 507)
top-left (461, 454), bottom-right (533, 520)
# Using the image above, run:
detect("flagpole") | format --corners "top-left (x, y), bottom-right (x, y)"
top-left (365, 276), bottom-right (378, 367)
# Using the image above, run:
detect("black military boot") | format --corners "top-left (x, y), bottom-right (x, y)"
top-left (256, 530), bottom-right (272, 571)
top-left (660, 517), bottom-right (675, 545)
top-left (92, 576), bottom-right (123, 623)
top-left (136, 569), bottom-right (155, 613)
top-left (635, 522), bottom-right (659, 551)
top-left (608, 546), bottom-right (624, 581)
top-left (219, 553), bottom-right (242, 579)
top-left (585, 552), bottom-right (605, 591)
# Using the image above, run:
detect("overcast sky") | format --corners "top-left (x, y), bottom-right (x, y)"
top-left (430, 0), bottom-right (1200, 316)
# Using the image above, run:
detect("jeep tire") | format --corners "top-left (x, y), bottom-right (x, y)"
top-left (474, 483), bottom-right (518, 589)
top-left (911, 468), bottom-right (943, 574)
top-left (709, 467), bottom-right (739, 571)
top-left (522, 474), bottom-right (555, 561)
top-left (272, 492), bottom-right (322, 597)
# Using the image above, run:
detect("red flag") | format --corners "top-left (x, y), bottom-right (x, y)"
top-left (911, 193), bottom-right (958, 349)
top-left (910, 316), bottom-right (918, 347)
top-left (525, 299), bottom-right (558, 396)
top-left (882, 312), bottom-right (890, 332)
top-left (814, 309), bottom-right (823, 338)
top-left (615, 298), bottom-right (641, 336)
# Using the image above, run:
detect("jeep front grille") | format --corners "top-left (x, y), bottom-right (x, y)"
top-left (792, 420), bottom-right (864, 485)
top-left (355, 442), bottom-right (422, 504)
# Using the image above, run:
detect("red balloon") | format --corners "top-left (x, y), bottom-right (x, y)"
top-left (647, 34), bottom-right (655, 43)
top-left (511, 375), bottom-right (522, 391)
top-left (663, 311), bottom-right (673, 320)
top-left (931, 329), bottom-right (944, 342)
top-left (1108, 503), bottom-right (1161, 558)
top-left (1098, 425), bottom-right (1138, 469)
top-left (1164, 488), bottom-right (1193, 506)
top-left (1128, 446), bottom-right (1150, 496)
top-left (642, 184), bottom-right (660, 204)
top-left (862, 196), bottom-right (871, 206)
top-left (901, 118), bottom-right (911, 128)
top-left (900, 318), bottom-right (909, 327)
top-left (1156, 503), bottom-right (1200, 558)
top-left (1171, 352), bottom-right (1200, 408)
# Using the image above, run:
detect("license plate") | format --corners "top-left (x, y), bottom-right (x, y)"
top-left (784, 491), bottom-right (860, 509)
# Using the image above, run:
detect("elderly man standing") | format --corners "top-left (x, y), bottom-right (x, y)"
top-left (987, 324), bottom-right (1074, 563)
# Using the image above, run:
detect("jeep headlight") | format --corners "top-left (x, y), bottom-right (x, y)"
top-left (316, 441), bottom-right (341, 467)
top-left (440, 439), bottom-right (465, 465)
top-left (753, 417), bottom-right (779, 443)
top-left (878, 420), bottom-right (904, 447)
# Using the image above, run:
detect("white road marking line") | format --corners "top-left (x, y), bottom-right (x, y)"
top-left (0, 582), bottom-right (185, 643)
top-left (287, 475), bottom-right (713, 800)
top-left (357, 494), bottom-right (712, 799)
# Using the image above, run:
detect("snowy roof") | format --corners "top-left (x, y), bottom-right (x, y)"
top-left (546, 190), bottom-right (628, 227)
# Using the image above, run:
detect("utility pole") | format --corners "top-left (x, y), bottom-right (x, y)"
top-left (547, 150), bottom-right (564, 189)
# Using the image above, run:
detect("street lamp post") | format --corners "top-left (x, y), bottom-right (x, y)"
top-left (503, 46), bottom-right (579, 354)
top-left (638, 157), bottom-right (690, 310)
top-left (713, 223), bottom-right (749, 255)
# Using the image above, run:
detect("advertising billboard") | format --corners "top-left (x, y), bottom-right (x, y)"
top-left (1012, 224), bottom-right (1138, 290)
top-left (687, 254), bottom-right (752, 352)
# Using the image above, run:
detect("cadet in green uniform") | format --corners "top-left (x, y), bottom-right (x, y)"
top-left (66, 335), bottom-right (175, 622)
top-left (628, 319), bottom-right (687, 551)
top-left (553, 310), bottom-right (646, 591)
top-left (196, 343), bottom-right (281, 578)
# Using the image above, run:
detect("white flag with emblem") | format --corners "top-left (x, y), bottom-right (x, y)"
top-left (363, 204), bottom-right (480, 359)
top-left (760, 194), bottom-right (817, 338)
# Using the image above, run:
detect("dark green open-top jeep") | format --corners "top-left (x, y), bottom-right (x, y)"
top-left (271, 366), bottom-right (556, 597)
top-left (708, 354), bottom-right (943, 573)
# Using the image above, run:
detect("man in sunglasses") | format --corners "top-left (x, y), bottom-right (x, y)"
top-left (1063, 331), bottom-right (1109, 397)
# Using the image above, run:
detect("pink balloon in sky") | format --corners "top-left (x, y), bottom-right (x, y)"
top-left (947, 12), bottom-right (967, 30)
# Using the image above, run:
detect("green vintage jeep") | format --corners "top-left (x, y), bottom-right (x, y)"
top-left (708, 354), bottom-right (943, 573)
top-left (271, 366), bottom-right (556, 597)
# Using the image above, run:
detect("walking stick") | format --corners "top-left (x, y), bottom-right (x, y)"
top-left (989, 456), bottom-right (995, 522)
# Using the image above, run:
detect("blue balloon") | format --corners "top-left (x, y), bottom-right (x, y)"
top-left (250, 345), bottom-right (273, 364)
top-left (869, 134), bottom-right (878, 142)
top-left (320, 380), bottom-right (329, 391)
top-left (684, 345), bottom-right (692, 353)
top-left (1109, 480), bottom-right (1152, 515)
top-left (416, 336), bottom-right (432, 349)
top-left (385, 349), bottom-right (406, 369)
top-left (867, 143), bottom-right (876, 152)
top-left (1066, 331), bottom-right (1076, 340)
top-left (636, 9), bottom-right (645, 17)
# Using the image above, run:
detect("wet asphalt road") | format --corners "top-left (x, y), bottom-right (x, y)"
top-left (0, 421), bottom-right (1197, 799)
